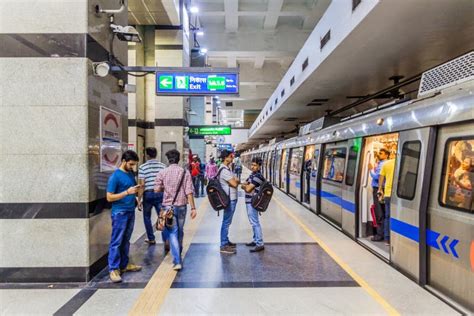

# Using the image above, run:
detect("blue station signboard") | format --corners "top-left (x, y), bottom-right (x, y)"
top-left (156, 67), bottom-right (239, 96)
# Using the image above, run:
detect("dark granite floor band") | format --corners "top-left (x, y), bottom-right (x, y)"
top-left (172, 243), bottom-right (358, 289)
top-left (172, 280), bottom-right (359, 288)
top-left (53, 288), bottom-right (97, 316)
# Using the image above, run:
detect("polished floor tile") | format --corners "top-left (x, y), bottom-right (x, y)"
top-left (0, 289), bottom-right (79, 315)
top-left (173, 243), bottom-right (357, 288)
top-left (74, 289), bottom-right (142, 316)
top-left (159, 287), bottom-right (386, 315)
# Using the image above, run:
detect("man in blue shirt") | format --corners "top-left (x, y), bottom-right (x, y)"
top-left (368, 148), bottom-right (388, 241)
top-left (106, 150), bottom-right (142, 283)
top-left (241, 157), bottom-right (265, 252)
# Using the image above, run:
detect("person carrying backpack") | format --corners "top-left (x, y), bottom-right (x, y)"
top-left (241, 157), bottom-right (265, 252)
top-left (218, 150), bottom-right (240, 254)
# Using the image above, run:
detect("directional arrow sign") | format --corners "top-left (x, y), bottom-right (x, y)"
top-left (449, 239), bottom-right (459, 258)
top-left (159, 76), bottom-right (173, 89)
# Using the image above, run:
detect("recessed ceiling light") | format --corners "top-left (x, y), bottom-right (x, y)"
top-left (190, 6), bottom-right (199, 13)
top-left (200, 48), bottom-right (208, 54)
top-left (196, 30), bottom-right (204, 36)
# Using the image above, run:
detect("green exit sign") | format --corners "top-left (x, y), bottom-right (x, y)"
top-left (207, 76), bottom-right (226, 90)
top-left (189, 125), bottom-right (232, 136)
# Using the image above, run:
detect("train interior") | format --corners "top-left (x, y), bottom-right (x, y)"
top-left (358, 133), bottom-right (399, 258)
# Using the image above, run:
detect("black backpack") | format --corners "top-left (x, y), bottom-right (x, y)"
top-left (206, 167), bottom-right (230, 215)
top-left (251, 181), bottom-right (273, 212)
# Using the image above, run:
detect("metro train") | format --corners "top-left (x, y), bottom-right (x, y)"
top-left (242, 66), bottom-right (474, 311)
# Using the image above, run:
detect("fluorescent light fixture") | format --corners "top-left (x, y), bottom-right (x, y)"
top-left (196, 30), bottom-right (204, 36)
top-left (190, 6), bottom-right (199, 13)
top-left (200, 48), bottom-right (208, 54)
top-left (216, 100), bottom-right (221, 104)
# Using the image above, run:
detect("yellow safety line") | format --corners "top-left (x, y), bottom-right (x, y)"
top-left (128, 199), bottom-right (209, 316)
top-left (273, 196), bottom-right (400, 316)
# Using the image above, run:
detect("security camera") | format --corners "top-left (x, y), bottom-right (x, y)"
top-left (110, 24), bottom-right (142, 43)
top-left (92, 62), bottom-right (110, 77)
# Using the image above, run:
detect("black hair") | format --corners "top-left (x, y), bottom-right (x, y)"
top-left (145, 147), bottom-right (157, 158)
top-left (165, 149), bottom-right (180, 164)
top-left (220, 149), bottom-right (233, 160)
top-left (379, 148), bottom-right (390, 156)
top-left (122, 150), bottom-right (139, 162)
top-left (251, 157), bottom-right (262, 166)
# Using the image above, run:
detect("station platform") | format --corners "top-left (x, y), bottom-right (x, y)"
top-left (0, 171), bottom-right (459, 315)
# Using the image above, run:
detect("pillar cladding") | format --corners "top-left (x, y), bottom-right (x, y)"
top-left (0, 0), bottom-right (128, 282)
top-left (154, 28), bottom-right (189, 163)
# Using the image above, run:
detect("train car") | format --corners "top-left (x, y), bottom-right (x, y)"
top-left (242, 54), bottom-right (474, 312)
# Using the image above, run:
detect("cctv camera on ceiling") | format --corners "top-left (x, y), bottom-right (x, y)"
top-left (110, 24), bottom-right (142, 43)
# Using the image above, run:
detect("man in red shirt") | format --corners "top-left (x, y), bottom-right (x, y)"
top-left (155, 149), bottom-right (197, 270)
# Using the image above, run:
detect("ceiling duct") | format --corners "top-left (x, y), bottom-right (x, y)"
top-left (299, 116), bottom-right (340, 136)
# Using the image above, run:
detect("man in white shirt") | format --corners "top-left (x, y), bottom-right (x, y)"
top-left (218, 150), bottom-right (240, 254)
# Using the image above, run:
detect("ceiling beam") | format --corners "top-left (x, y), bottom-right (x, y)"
top-left (224, 0), bottom-right (238, 31)
top-left (227, 55), bottom-right (237, 68)
top-left (264, 0), bottom-right (284, 30)
top-left (254, 55), bottom-right (265, 69)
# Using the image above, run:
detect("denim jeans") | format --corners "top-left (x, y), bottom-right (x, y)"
top-left (163, 205), bottom-right (187, 265)
top-left (384, 197), bottom-right (391, 241)
top-left (108, 211), bottom-right (135, 271)
top-left (220, 199), bottom-right (237, 247)
top-left (192, 176), bottom-right (199, 196)
top-left (246, 203), bottom-right (264, 247)
top-left (143, 191), bottom-right (163, 241)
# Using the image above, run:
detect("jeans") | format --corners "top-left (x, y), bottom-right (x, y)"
top-left (163, 205), bottom-right (187, 265)
top-left (384, 197), bottom-right (391, 241)
top-left (108, 211), bottom-right (135, 271)
top-left (143, 191), bottom-right (164, 241)
top-left (198, 175), bottom-right (205, 196)
top-left (220, 199), bottom-right (237, 247)
top-left (192, 176), bottom-right (199, 195)
top-left (246, 203), bottom-right (264, 246)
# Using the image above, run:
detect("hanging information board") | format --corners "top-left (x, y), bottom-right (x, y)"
top-left (189, 125), bottom-right (232, 136)
top-left (156, 67), bottom-right (239, 96)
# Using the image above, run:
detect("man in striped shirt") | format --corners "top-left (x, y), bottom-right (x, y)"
top-left (138, 147), bottom-right (166, 245)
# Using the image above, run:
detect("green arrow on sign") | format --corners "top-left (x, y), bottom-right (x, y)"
top-left (159, 76), bottom-right (173, 89)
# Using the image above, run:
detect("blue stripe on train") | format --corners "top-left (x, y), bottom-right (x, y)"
top-left (290, 182), bottom-right (459, 258)
top-left (295, 181), bottom-right (355, 213)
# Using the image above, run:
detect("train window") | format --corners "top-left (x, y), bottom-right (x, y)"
top-left (439, 137), bottom-right (474, 213)
top-left (345, 146), bottom-right (359, 186)
top-left (322, 147), bottom-right (347, 183)
top-left (290, 147), bottom-right (304, 174)
top-left (397, 141), bottom-right (421, 200)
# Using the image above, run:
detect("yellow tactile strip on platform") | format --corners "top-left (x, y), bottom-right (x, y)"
top-left (128, 199), bottom-right (209, 316)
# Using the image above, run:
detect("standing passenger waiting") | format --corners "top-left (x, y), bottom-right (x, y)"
top-left (205, 157), bottom-right (218, 181)
top-left (378, 151), bottom-right (396, 246)
top-left (138, 147), bottom-right (166, 246)
top-left (369, 149), bottom-right (388, 241)
top-left (106, 150), bottom-right (142, 283)
top-left (155, 150), bottom-right (197, 270)
top-left (234, 154), bottom-right (243, 181)
top-left (218, 150), bottom-right (240, 254)
top-left (241, 157), bottom-right (265, 252)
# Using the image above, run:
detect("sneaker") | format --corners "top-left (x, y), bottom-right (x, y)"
top-left (371, 236), bottom-right (383, 242)
top-left (245, 241), bottom-right (256, 247)
top-left (227, 241), bottom-right (237, 248)
top-left (220, 245), bottom-right (237, 254)
top-left (145, 239), bottom-right (156, 245)
top-left (172, 264), bottom-right (182, 271)
top-left (120, 264), bottom-right (142, 273)
top-left (250, 245), bottom-right (265, 252)
top-left (109, 270), bottom-right (122, 283)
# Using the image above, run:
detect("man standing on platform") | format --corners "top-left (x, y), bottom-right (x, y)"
top-left (106, 150), bottom-right (142, 283)
top-left (241, 157), bottom-right (265, 252)
top-left (218, 150), bottom-right (240, 254)
top-left (138, 147), bottom-right (166, 245)
top-left (155, 149), bottom-right (197, 270)
top-left (369, 148), bottom-right (388, 241)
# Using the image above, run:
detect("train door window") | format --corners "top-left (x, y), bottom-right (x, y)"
top-left (290, 147), bottom-right (303, 175)
top-left (397, 141), bottom-right (421, 200)
top-left (312, 148), bottom-right (320, 172)
top-left (345, 146), bottom-right (359, 186)
top-left (439, 137), bottom-right (474, 213)
top-left (322, 147), bottom-right (347, 182)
